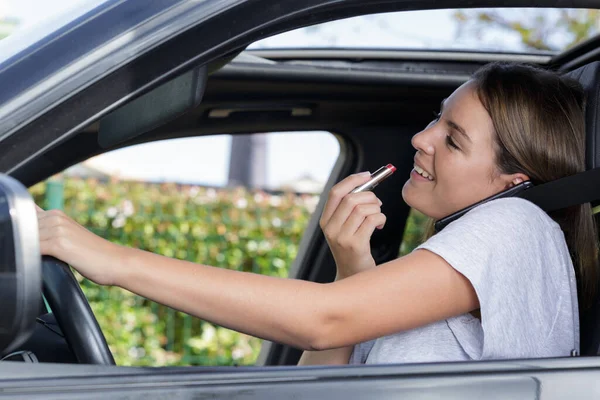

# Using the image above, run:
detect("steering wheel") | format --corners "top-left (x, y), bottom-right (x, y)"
top-left (41, 256), bottom-right (115, 365)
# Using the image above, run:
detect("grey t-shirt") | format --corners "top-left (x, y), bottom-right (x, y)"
top-left (350, 197), bottom-right (579, 364)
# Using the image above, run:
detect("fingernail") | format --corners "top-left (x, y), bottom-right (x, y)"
top-left (357, 171), bottom-right (370, 178)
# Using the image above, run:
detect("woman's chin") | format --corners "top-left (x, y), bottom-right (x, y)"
top-left (402, 183), bottom-right (435, 218)
top-left (402, 180), bottom-right (419, 205)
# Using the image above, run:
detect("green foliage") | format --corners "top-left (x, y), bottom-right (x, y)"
top-left (0, 18), bottom-right (18, 41)
top-left (399, 208), bottom-right (429, 257)
top-left (30, 177), bottom-right (317, 366)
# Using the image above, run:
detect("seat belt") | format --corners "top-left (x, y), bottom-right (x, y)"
top-left (518, 167), bottom-right (600, 212)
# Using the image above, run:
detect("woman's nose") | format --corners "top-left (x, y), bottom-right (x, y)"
top-left (411, 127), bottom-right (436, 155)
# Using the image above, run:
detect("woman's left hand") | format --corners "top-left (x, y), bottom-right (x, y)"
top-left (36, 205), bottom-right (125, 286)
top-left (320, 173), bottom-right (386, 280)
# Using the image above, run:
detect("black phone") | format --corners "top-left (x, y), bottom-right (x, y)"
top-left (434, 180), bottom-right (534, 232)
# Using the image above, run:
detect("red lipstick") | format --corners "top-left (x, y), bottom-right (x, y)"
top-left (350, 164), bottom-right (397, 193)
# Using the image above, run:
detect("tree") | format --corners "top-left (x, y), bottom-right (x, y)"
top-left (0, 18), bottom-right (18, 40)
top-left (454, 9), bottom-right (600, 52)
top-left (0, 0), bottom-right (14, 40)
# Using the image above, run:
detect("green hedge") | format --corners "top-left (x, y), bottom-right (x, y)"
top-left (30, 176), bottom-right (426, 366)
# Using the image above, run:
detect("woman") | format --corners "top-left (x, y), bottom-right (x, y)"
top-left (36, 62), bottom-right (598, 365)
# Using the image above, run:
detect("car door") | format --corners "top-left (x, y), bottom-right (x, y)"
top-left (2, 0), bottom-right (600, 399)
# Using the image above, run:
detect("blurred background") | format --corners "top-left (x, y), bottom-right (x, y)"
top-left (1, 1), bottom-right (598, 366)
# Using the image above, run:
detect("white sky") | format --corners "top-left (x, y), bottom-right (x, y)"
top-left (85, 133), bottom-right (341, 188)
top-left (1, 1), bottom-right (571, 188)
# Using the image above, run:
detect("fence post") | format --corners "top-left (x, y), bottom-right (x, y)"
top-left (45, 175), bottom-right (64, 210)
top-left (41, 175), bottom-right (64, 314)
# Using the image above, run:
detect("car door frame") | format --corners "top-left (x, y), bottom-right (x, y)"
top-left (3, 0), bottom-right (600, 398)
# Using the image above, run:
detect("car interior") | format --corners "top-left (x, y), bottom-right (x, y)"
top-left (5, 10), bottom-right (600, 368)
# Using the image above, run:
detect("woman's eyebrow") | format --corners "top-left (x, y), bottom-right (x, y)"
top-left (447, 121), bottom-right (472, 143)
top-left (440, 99), bottom-right (472, 143)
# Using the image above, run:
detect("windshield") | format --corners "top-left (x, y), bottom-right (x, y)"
top-left (0, 0), bottom-right (112, 66)
top-left (249, 8), bottom-right (600, 54)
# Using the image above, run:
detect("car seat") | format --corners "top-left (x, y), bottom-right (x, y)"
top-left (564, 61), bottom-right (600, 356)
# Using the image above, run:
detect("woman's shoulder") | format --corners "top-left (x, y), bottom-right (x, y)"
top-left (460, 197), bottom-right (559, 232)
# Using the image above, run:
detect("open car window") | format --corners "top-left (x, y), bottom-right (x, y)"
top-left (31, 132), bottom-right (340, 366)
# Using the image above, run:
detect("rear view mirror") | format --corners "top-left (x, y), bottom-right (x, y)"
top-left (0, 175), bottom-right (41, 356)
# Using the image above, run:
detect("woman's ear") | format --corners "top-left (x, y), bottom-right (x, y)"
top-left (506, 173), bottom-right (530, 188)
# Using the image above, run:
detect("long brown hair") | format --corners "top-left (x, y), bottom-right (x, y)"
top-left (425, 62), bottom-right (599, 309)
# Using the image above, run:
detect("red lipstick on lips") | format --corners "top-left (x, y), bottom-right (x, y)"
top-left (350, 164), bottom-right (396, 193)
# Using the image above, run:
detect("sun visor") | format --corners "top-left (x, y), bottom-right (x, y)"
top-left (98, 65), bottom-right (207, 148)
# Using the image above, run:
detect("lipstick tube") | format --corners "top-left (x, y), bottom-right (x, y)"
top-left (350, 164), bottom-right (396, 193)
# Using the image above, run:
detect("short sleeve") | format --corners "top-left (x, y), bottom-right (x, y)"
top-left (349, 340), bottom-right (376, 364)
top-left (415, 197), bottom-right (578, 359)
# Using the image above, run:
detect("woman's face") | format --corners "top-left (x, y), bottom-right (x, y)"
top-left (402, 80), bottom-right (525, 220)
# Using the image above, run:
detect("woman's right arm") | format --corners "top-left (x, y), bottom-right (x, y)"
top-left (298, 173), bottom-right (385, 365)
top-left (297, 274), bottom-right (354, 366)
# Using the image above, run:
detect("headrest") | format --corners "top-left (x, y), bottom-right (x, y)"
top-left (564, 62), bottom-right (600, 170)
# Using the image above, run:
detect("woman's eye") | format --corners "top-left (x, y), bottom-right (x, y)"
top-left (446, 135), bottom-right (459, 150)
top-left (432, 111), bottom-right (442, 121)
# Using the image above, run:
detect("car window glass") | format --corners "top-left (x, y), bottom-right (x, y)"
top-left (0, 0), bottom-right (110, 63)
top-left (29, 132), bottom-right (340, 366)
top-left (250, 8), bottom-right (599, 54)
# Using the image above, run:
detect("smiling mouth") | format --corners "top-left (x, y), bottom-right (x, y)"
top-left (413, 164), bottom-right (434, 181)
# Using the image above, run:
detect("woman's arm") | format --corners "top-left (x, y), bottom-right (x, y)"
top-left (298, 173), bottom-right (385, 364)
top-left (116, 246), bottom-right (328, 350)
top-left (38, 205), bottom-right (479, 351)
top-left (297, 274), bottom-right (354, 366)
top-left (112, 245), bottom-right (478, 351)
top-left (36, 172), bottom-right (479, 352)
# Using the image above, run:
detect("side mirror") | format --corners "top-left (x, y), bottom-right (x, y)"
top-left (0, 175), bottom-right (41, 356)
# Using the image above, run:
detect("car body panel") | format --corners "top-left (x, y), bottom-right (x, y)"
top-left (2, 357), bottom-right (600, 399)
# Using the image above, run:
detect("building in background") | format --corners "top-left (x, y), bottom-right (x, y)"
top-left (228, 135), bottom-right (267, 189)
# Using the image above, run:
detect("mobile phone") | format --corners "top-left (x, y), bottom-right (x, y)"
top-left (434, 180), bottom-right (534, 232)
top-left (350, 164), bottom-right (397, 193)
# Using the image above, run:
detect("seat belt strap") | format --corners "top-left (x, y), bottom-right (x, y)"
top-left (518, 167), bottom-right (600, 212)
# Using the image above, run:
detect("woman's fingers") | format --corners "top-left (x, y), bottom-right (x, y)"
top-left (35, 206), bottom-right (121, 286)
top-left (36, 209), bottom-right (78, 255)
top-left (321, 172), bottom-right (371, 226)
top-left (337, 203), bottom-right (382, 237)
top-left (355, 213), bottom-right (387, 243)
top-left (323, 191), bottom-right (381, 238)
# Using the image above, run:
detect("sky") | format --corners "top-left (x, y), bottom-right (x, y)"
top-left (0, 1), bottom-right (570, 188)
